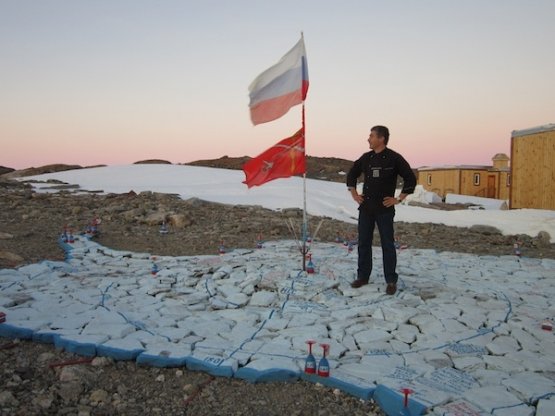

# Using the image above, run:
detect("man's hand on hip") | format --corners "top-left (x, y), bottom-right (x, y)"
top-left (350, 189), bottom-right (364, 205)
top-left (383, 196), bottom-right (400, 207)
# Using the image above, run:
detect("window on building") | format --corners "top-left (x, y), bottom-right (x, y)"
top-left (473, 173), bottom-right (480, 186)
top-left (506, 174), bottom-right (511, 186)
top-left (427, 174), bottom-right (432, 185)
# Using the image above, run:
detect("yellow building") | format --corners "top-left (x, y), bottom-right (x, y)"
top-left (418, 154), bottom-right (510, 200)
top-left (510, 124), bottom-right (555, 210)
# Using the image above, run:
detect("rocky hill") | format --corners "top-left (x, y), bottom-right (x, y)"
top-left (0, 164), bottom-right (107, 179)
top-left (0, 166), bottom-right (15, 176)
top-left (134, 159), bottom-right (172, 165)
top-left (186, 155), bottom-right (353, 183)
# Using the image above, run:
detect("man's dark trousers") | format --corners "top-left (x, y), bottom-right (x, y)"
top-left (357, 210), bottom-right (398, 284)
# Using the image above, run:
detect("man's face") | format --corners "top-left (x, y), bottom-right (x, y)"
top-left (367, 130), bottom-right (383, 149)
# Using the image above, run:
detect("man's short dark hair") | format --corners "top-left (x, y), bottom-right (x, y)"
top-left (371, 125), bottom-right (390, 145)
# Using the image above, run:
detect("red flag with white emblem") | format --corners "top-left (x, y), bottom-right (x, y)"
top-left (242, 129), bottom-right (305, 188)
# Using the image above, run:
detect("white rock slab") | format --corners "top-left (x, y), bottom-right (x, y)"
top-left (249, 290), bottom-right (277, 307)
top-left (537, 397), bottom-right (555, 416)
top-left (463, 385), bottom-right (526, 414)
top-left (502, 372), bottom-right (555, 403)
top-left (486, 335), bottom-right (520, 355)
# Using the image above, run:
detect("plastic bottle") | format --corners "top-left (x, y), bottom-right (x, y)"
top-left (306, 254), bottom-right (315, 274)
top-left (151, 257), bottom-right (159, 275)
top-left (317, 344), bottom-right (330, 377)
top-left (304, 340), bottom-right (316, 374)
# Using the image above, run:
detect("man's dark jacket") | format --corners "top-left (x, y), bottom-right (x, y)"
top-left (346, 148), bottom-right (416, 215)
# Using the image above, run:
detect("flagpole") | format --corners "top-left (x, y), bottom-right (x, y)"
top-left (302, 100), bottom-right (307, 272)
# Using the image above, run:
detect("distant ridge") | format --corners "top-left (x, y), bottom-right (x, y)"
top-left (0, 166), bottom-right (15, 176)
top-left (134, 159), bottom-right (172, 165)
top-left (1, 164), bottom-right (84, 179)
top-left (186, 155), bottom-right (353, 183)
top-left (0, 164), bottom-right (106, 179)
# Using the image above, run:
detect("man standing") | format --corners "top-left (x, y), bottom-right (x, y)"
top-left (346, 125), bottom-right (416, 295)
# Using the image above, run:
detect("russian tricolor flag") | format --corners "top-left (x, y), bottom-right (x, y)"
top-left (248, 37), bottom-right (309, 125)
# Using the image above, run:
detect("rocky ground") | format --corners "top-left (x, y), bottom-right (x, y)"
top-left (1, 178), bottom-right (554, 415)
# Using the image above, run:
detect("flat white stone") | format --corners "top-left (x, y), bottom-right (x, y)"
top-left (388, 339), bottom-right (411, 353)
top-left (177, 317), bottom-right (232, 338)
top-left (353, 328), bottom-right (392, 344)
top-left (444, 342), bottom-right (489, 358)
top-left (411, 315), bottom-right (446, 334)
top-left (363, 318), bottom-right (398, 332)
top-left (457, 311), bottom-right (487, 329)
top-left (18, 263), bottom-right (52, 279)
top-left (340, 333), bottom-right (357, 352)
top-left (215, 309), bottom-right (260, 326)
top-left (380, 305), bottom-right (420, 323)
top-left (280, 324), bottom-right (329, 341)
top-left (509, 328), bottom-right (542, 352)
top-left (401, 355), bottom-right (436, 375)
top-left (492, 323), bottom-right (511, 336)
top-left (216, 283), bottom-right (241, 298)
top-left (221, 321), bottom-right (259, 343)
top-left (420, 350), bottom-right (453, 369)
top-left (195, 333), bottom-right (235, 351)
top-left (337, 361), bottom-right (383, 383)
top-left (452, 356), bottom-right (485, 371)
top-left (380, 376), bottom-right (453, 408)
top-left (249, 290), bottom-right (277, 307)
top-left (60, 333), bottom-right (109, 345)
top-left (393, 323), bottom-right (419, 344)
top-left (99, 338), bottom-right (144, 352)
top-left (463, 385), bottom-right (525, 414)
top-left (4, 307), bottom-right (42, 321)
top-left (537, 397), bottom-right (555, 416)
top-left (418, 367), bottom-right (479, 396)
top-left (140, 341), bottom-right (192, 356)
top-left (431, 399), bottom-right (488, 416)
top-left (241, 355), bottom-right (300, 373)
top-left (441, 318), bottom-right (470, 333)
top-left (358, 354), bottom-right (405, 378)
top-left (225, 292), bottom-right (249, 307)
top-left (50, 315), bottom-right (93, 330)
top-left (502, 372), bottom-right (555, 403)
top-left (263, 317), bottom-right (289, 331)
top-left (482, 355), bottom-right (526, 373)
top-left (122, 330), bottom-right (167, 344)
top-left (505, 350), bottom-right (551, 372)
top-left (486, 335), bottom-right (521, 355)
top-left (470, 369), bottom-right (508, 387)
top-left (82, 322), bottom-right (136, 339)
top-left (295, 311), bottom-right (329, 326)
top-left (159, 327), bottom-right (192, 342)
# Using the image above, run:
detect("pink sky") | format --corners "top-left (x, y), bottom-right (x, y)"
top-left (1, 1), bottom-right (553, 170)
